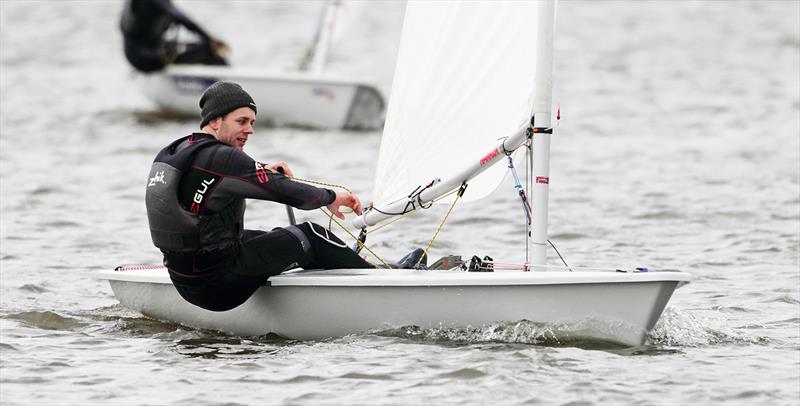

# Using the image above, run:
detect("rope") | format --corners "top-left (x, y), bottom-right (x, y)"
top-left (280, 174), bottom-right (392, 265)
top-left (288, 176), bottom-right (352, 194)
top-left (416, 183), bottom-right (467, 267)
top-left (286, 175), bottom-right (352, 230)
top-left (318, 207), bottom-right (392, 269)
top-left (365, 188), bottom-right (460, 235)
top-left (286, 173), bottom-right (465, 270)
top-left (548, 239), bottom-right (572, 272)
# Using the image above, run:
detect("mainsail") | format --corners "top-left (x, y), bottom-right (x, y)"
top-left (371, 1), bottom-right (544, 210)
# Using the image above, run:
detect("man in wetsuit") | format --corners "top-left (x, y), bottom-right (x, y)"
top-left (120, 0), bottom-right (227, 72)
top-left (145, 81), bottom-right (384, 311)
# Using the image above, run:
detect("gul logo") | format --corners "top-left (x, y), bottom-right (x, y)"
top-left (536, 176), bottom-right (549, 184)
top-left (190, 177), bottom-right (215, 214)
top-left (148, 171), bottom-right (166, 187)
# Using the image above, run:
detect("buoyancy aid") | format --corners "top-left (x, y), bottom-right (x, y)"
top-left (145, 134), bottom-right (244, 253)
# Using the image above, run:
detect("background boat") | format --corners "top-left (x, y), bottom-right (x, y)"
top-left (136, 0), bottom-right (385, 129)
top-left (140, 65), bottom-right (385, 129)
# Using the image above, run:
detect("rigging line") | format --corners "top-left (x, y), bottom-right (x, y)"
top-left (287, 175), bottom-right (353, 194)
top-left (369, 179), bottom-right (439, 216)
top-left (417, 182), bottom-right (468, 268)
top-left (365, 188), bottom-right (460, 235)
top-left (318, 207), bottom-right (392, 269)
top-left (289, 173), bottom-right (462, 267)
top-left (506, 155), bottom-right (532, 225)
top-left (283, 175), bottom-right (354, 230)
top-left (548, 239), bottom-right (572, 272)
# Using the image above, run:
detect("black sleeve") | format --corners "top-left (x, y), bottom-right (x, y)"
top-left (155, 0), bottom-right (212, 41)
top-left (186, 146), bottom-right (336, 214)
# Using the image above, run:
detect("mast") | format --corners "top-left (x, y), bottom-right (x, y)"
top-left (530, 0), bottom-right (556, 266)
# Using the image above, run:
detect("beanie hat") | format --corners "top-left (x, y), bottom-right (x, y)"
top-left (199, 81), bottom-right (257, 128)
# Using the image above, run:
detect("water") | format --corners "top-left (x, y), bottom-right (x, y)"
top-left (1, 1), bottom-right (798, 405)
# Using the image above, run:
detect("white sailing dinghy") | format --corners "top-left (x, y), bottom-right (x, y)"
top-left (102, 1), bottom-right (691, 347)
top-left (139, 1), bottom-right (385, 129)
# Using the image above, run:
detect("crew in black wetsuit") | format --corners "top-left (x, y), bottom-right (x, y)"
top-left (145, 81), bottom-right (381, 311)
top-left (120, 0), bottom-right (227, 72)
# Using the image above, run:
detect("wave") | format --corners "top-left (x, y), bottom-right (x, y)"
top-left (3, 311), bottom-right (88, 331)
top-left (649, 307), bottom-right (771, 347)
top-left (18, 284), bottom-right (49, 293)
top-left (372, 321), bottom-right (631, 351)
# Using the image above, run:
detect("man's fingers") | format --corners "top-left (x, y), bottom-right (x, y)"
top-left (278, 161), bottom-right (294, 177)
top-left (327, 192), bottom-right (360, 219)
top-left (267, 161), bottom-right (294, 177)
top-left (351, 194), bottom-right (362, 215)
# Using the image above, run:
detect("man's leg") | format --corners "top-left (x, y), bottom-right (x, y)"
top-left (236, 223), bottom-right (373, 277)
top-left (293, 222), bottom-right (375, 269)
top-left (235, 228), bottom-right (310, 277)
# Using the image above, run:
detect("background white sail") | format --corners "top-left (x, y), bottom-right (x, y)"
top-left (301, 0), bottom-right (366, 74)
top-left (371, 1), bottom-right (541, 208)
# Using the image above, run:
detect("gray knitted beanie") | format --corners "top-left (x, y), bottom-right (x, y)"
top-left (199, 81), bottom-right (257, 128)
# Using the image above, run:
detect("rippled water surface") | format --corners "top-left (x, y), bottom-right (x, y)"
top-left (1, 1), bottom-right (799, 405)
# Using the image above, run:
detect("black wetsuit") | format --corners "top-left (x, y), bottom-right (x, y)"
top-left (120, 0), bottom-right (227, 72)
top-left (146, 133), bottom-right (373, 311)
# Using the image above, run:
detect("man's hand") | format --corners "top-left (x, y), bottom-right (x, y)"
top-left (210, 39), bottom-right (230, 58)
top-left (327, 191), bottom-right (362, 220)
top-left (265, 161), bottom-right (294, 177)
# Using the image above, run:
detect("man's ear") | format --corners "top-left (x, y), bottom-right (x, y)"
top-left (209, 117), bottom-right (222, 131)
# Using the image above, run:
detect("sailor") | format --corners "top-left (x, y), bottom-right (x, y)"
top-left (145, 81), bottom-right (425, 311)
top-left (120, 0), bottom-right (228, 73)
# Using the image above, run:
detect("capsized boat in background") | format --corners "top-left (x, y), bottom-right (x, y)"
top-left (104, 1), bottom-right (691, 347)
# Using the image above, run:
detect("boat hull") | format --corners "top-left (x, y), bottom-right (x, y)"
top-left (139, 65), bottom-right (385, 130)
top-left (100, 268), bottom-right (690, 346)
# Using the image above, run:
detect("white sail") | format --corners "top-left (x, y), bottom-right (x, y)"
top-left (301, 0), bottom-right (366, 74)
top-left (371, 1), bottom-right (542, 209)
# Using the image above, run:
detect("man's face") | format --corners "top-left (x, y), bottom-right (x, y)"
top-left (214, 107), bottom-right (256, 150)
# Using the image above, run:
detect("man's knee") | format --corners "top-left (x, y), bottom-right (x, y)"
top-left (298, 222), bottom-right (347, 247)
top-left (284, 225), bottom-right (312, 254)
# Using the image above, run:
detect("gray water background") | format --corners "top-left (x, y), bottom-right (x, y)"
top-left (1, 1), bottom-right (798, 405)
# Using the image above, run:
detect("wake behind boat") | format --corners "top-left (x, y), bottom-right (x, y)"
top-left (103, 1), bottom-right (692, 347)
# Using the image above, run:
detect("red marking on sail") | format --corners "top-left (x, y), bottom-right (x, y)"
top-left (536, 176), bottom-right (549, 184)
top-left (480, 148), bottom-right (500, 166)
